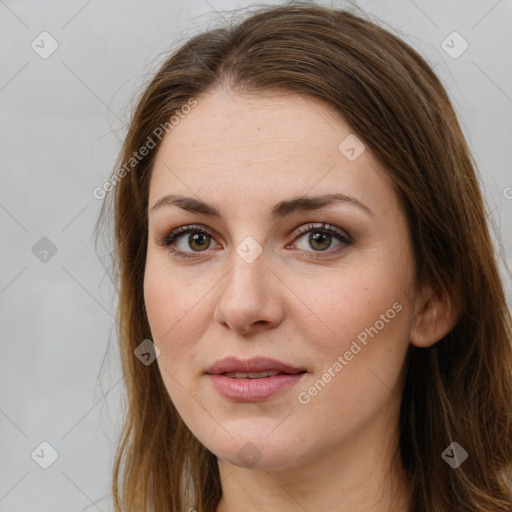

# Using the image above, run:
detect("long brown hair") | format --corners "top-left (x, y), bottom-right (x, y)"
top-left (96, 3), bottom-right (512, 511)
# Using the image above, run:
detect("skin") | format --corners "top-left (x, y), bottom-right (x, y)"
top-left (144, 88), bottom-right (457, 511)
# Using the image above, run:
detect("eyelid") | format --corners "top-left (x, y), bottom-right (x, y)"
top-left (291, 222), bottom-right (352, 243)
top-left (154, 224), bottom-right (217, 248)
top-left (155, 222), bottom-right (353, 258)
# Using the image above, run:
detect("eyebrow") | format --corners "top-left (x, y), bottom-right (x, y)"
top-left (150, 192), bottom-right (374, 218)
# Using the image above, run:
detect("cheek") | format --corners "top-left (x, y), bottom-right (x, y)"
top-left (290, 263), bottom-right (408, 350)
top-left (143, 263), bottom-right (207, 406)
top-left (292, 272), bottom-right (410, 426)
top-left (143, 261), bottom-right (203, 354)
top-left (289, 260), bottom-right (413, 412)
top-left (143, 257), bottom-right (226, 392)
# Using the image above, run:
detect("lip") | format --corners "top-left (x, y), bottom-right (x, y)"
top-left (205, 357), bottom-right (307, 402)
top-left (205, 356), bottom-right (305, 375)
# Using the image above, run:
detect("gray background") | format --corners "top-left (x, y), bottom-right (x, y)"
top-left (1, 0), bottom-right (511, 510)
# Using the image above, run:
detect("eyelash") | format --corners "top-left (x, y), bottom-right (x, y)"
top-left (155, 222), bottom-right (353, 260)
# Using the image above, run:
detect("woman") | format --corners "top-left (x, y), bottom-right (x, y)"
top-left (96, 3), bottom-right (512, 511)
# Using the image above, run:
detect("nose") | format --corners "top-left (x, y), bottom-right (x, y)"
top-left (212, 247), bottom-right (285, 336)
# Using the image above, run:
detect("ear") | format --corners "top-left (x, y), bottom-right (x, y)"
top-left (410, 282), bottom-right (460, 348)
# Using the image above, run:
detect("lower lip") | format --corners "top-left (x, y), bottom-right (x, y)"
top-left (207, 373), bottom-right (306, 402)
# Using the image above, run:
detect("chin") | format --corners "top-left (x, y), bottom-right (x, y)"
top-left (203, 432), bottom-right (306, 471)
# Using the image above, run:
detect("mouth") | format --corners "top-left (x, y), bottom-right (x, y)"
top-left (222, 370), bottom-right (290, 379)
top-left (205, 357), bottom-right (307, 402)
top-left (205, 356), bottom-right (306, 375)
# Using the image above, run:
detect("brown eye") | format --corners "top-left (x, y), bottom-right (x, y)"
top-left (307, 232), bottom-right (332, 251)
top-left (156, 222), bottom-right (353, 260)
top-left (155, 224), bottom-right (220, 258)
top-left (292, 223), bottom-right (353, 256)
top-left (186, 232), bottom-right (211, 252)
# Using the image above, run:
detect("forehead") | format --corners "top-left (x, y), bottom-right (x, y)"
top-left (155, 89), bottom-right (343, 164)
top-left (148, 89), bottom-right (394, 212)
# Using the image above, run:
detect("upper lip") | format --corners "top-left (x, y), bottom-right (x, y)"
top-left (205, 357), bottom-right (306, 375)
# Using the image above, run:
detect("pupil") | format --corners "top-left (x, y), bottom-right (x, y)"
top-left (310, 232), bottom-right (330, 250)
top-left (190, 233), bottom-right (209, 251)
top-left (187, 232), bottom-right (332, 252)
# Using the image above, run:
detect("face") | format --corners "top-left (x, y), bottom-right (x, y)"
top-left (144, 88), bottom-right (418, 470)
